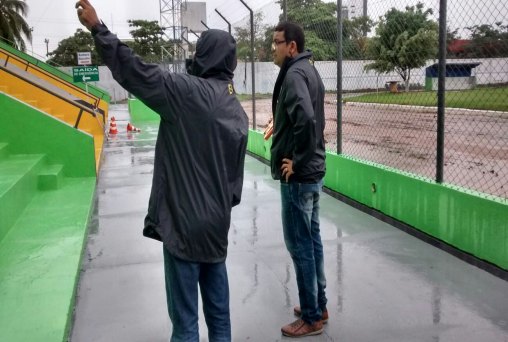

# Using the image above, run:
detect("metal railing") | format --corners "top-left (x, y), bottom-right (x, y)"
top-left (0, 64), bottom-right (104, 130)
top-left (0, 46), bottom-right (105, 108)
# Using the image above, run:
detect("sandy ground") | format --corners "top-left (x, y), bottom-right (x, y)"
top-left (241, 95), bottom-right (508, 200)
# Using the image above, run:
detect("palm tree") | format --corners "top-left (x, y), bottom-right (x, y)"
top-left (0, 0), bottom-right (32, 51)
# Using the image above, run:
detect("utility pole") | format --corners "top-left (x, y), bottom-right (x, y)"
top-left (44, 38), bottom-right (49, 56)
top-left (30, 27), bottom-right (34, 56)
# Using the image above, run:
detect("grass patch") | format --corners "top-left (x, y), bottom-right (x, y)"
top-left (237, 93), bottom-right (273, 102)
top-left (345, 87), bottom-right (508, 112)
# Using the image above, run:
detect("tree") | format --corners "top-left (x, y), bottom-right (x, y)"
top-left (343, 16), bottom-right (374, 59)
top-left (127, 19), bottom-right (168, 63)
top-left (273, 0), bottom-right (374, 60)
top-left (0, 0), bottom-right (32, 51)
top-left (277, 0), bottom-right (338, 61)
top-left (234, 12), bottom-right (269, 62)
top-left (46, 29), bottom-right (101, 66)
top-left (365, 3), bottom-right (438, 91)
top-left (464, 22), bottom-right (508, 58)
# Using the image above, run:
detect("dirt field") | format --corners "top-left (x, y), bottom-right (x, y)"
top-left (241, 95), bottom-right (508, 200)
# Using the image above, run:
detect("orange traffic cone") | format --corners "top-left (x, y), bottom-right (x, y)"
top-left (109, 116), bottom-right (118, 135)
top-left (127, 122), bottom-right (141, 132)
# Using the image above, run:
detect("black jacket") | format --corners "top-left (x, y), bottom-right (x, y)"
top-left (93, 26), bottom-right (248, 263)
top-left (271, 51), bottom-right (326, 183)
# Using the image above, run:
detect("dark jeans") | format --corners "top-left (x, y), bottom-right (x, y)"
top-left (281, 180), bottom-right (327, 324)
top-left (163, 247), bottom-right (231, 342)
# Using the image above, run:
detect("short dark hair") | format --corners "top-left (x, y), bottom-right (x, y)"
top-left (274, 22), bottom-right (305, 53)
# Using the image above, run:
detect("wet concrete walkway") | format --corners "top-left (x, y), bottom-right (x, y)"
top-left (70, 105), bottom-right (508, 342)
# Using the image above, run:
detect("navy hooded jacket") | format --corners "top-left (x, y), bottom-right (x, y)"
top-left (93, 26), bottom-right (248, 263)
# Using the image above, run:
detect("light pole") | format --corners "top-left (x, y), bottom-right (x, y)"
top-left (30, 27), bottom-right (34, 55)
top-left (44, 38), bottom-right (49, 56)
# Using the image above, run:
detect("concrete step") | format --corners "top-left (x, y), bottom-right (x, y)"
top-left (0, 154), bottom-right (46, 242)
top-left (0, 143), bottom-right (8, 160)
top-left (38, 164), bottom-right (64, 191)
top-left (0, 176), bottom-right (96, 341)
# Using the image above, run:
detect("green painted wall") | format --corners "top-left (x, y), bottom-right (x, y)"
top-left (0, 93), bottom-right (96, 177)
top-left (128, 98), bottom-right (160, 122)
top-left (425, 76), bottom-right (432, 91)
top-left (0, 40), bottom-right (110, 103)
top-left (247, 130), bottom-right (272, 160)
top-left (247, 129), bottom-right (508, 271)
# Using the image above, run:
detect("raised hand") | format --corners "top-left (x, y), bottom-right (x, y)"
top-left (75, 0), bottom-right (100, 31)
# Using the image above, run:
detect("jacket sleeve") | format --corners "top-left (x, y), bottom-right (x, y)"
top-left (92, 24), bottom-right (181, 122)
top-left (232, 134), bottom-right (248, 206)
top-left (283, 69), bottom-right (317, 174)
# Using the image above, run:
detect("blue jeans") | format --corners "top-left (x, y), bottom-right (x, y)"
top-left (163, 247), bottom-right (231, 342)
top-left (281, 180), bottom-right (327, 324)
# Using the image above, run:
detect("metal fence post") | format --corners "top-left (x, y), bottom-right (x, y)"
top-left (337, 0), bottom-right (343, 154)
top-left (215, 9), bottom-right (232, 35)
top-left (239, 0), bottom-right (256, 130)
top-left (436, 0), bottom-right (448, 183)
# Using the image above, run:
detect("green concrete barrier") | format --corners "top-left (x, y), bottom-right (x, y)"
top-left (0, 92), bottom-right (97, 342)
top-left (247, 129), bottom-right (508, 271)
top-left (0, 92), bottom-right (96, 178)
top-left (128, 98), bottom-right (160, 122)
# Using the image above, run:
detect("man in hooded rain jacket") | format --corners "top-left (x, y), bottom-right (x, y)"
top-left (76, 1), bottom-right (248, 341)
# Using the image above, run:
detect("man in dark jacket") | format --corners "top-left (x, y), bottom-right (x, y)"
top-left (270, 22), bottom-right (328, 337)
top-left (76, 1), bottom-right (248, 341)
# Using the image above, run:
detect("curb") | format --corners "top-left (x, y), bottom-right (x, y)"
top-left (342, 101), bottom-right (508, 115)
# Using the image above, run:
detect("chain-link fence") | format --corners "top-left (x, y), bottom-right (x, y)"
top-left (202, 0), bottom-right (507, 202)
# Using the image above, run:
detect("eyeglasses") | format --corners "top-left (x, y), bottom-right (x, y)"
top-left (271, 40), bottom-right (287, 50)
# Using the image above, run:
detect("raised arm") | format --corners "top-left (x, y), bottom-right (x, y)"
top-left (75, 0), bottom-right (179, 122)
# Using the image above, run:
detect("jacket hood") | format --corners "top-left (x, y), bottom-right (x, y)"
top-left (192, 29), bottom-right (237, 80)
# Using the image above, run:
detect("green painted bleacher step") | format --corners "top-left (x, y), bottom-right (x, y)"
top-left (38, 164), bottom-right (64, 190)
top-left (0, 142), bottom-right (8, 160)
top-left (0, 177), bottom-right (96, 342)
top-left (0, 153), bottom-right (46, 242)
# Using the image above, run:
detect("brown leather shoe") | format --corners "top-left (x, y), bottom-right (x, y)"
top-left (281, 318), bottom-right (323, 337)
top-left (293, 306), bottom-right (329, 324)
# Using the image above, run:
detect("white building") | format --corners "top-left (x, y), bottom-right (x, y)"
top-left (347, 0), bottom-right (366, 18)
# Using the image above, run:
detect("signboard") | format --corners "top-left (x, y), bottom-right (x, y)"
top-left (72, 66), bottom-right (100, 83)
top-left (181, 2), bottom-right (206, 33)
top-left (77, 51), bottom-right (92, 65)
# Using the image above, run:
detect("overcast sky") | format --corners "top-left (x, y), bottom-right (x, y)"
top-left (24, 0), bottom-right (507, 59)
top-left (24, 0), bottom-right (279, 58)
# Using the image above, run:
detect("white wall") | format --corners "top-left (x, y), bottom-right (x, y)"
top-left (233, 58), bottom-right (508, 94)
top-left (59, 58), bottom-right (508, 99)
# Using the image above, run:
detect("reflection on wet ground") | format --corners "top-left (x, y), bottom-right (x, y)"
top-left (71, 104), bottom-right (508, 342)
